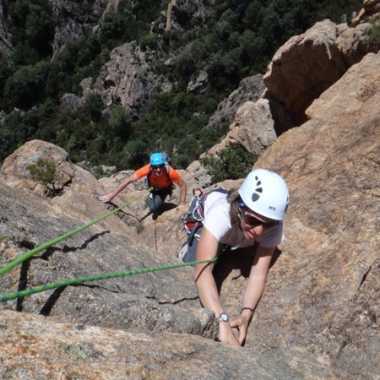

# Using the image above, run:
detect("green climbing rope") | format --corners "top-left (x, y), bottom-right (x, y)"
top-left (0, 258), bottom-right (216, 302)
top-left (0, 202), bottom-right (130, 278)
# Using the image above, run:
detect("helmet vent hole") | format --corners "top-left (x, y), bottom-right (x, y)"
top-left (256, 188), bottom-right (263, 193)
top-left (251, 193), bottom-right (260, 202)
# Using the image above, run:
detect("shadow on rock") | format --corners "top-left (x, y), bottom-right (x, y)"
top-left (213, 246), bottom-right (282, 294)
top-left (16, 259), bottom-right (31, 312)
top-left (39, 231), bottom-right (110, 260)
top-left (39, 286), bottom-right (67, 316)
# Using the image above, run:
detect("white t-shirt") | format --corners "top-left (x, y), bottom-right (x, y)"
top-left (202, 191), bottom-right (283, 248)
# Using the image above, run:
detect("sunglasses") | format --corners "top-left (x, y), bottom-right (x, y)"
top-left (151, 165), bottom-right (165, 170)
top-left (239, 207), bottom-right (278, 228)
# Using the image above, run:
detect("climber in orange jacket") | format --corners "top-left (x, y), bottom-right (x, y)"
top-left (98, 152), bottom-right (187, 218)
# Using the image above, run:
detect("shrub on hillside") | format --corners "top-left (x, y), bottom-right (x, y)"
top-left (202, 145), bottom-right (256, 183)
top-left (141, 32), bottom-right (159, 50)
top-left (27, 158), bottom-right (58, 196)
top-left (368, 21), bottom-right (380, 44)
top-left (83, 94), bottom-right (104, 122)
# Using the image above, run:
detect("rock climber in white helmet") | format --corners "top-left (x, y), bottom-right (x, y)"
top-left (182, 169), bottom-right (289, 347)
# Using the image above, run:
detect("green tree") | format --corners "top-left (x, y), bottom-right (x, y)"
top-left (9, 0), bottom-right (54, 63)
top-left (0, 57), bottom-right (15, 109)
top-left (107, 105), bottom-right (130, 140)
top-left (84, 94), bottom-right (104, 122)
top-left (0, 111), bottom-right (36, 159)
top-left (202, 145), bottom-right (255, 183)
top-left (3, 61), bottom-right (50, 110)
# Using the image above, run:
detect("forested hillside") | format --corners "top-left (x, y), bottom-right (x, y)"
top-left (0, 0), bottom-right (361, 171)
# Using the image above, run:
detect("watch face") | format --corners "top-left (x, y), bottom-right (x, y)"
top-left (219, 312), bottom-right (229, 322)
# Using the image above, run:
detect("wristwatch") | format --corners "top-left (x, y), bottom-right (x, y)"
top-left (218, 312), bottom-right (230, 323)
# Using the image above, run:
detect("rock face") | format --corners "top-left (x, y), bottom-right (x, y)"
top-left (264, 18), bottom-right (380, 125)
top-left (187, 69), bottom-right (208, 93)
top-left (0, 139), bottom-right (76, 196)
top-left (0, 0), bottom-right (11, 55)
top-left (352, 0), bottom-right (380, 25)
top-left (50, 0), bottom-right (107, 56)
top-left (0, 139), bottom-right (216, 338)
top-left (0, 309), bottom-right (308, 380)
top-left (207, 74), bottom-right (266, 131)
top-left (102, 0), bottom-right (121, 17)
top-left (2, 47), bottom-right (379, 378)
top-left (0, 178), bottom-right (215, 338)
top-left (189, 75), bottom-right (270, 179)
top-left (206, 99), bottom-right (277, 158)
top-left (59, 93), bottom-right (83, 114)
top-left (185, 159), bottom-right (212, 189)
top-left (250, 52), bottom-right (380, 379)
top-left (0, 16), bottom-right (380, 380)
top-left (336, 22), bottom-right (373, 66)
top-left (133, 51), bottom-right (380, 379)
top-left (163, 0), bottom-right (210, 33)
top-left (93, 42), bottom-right (171, 113)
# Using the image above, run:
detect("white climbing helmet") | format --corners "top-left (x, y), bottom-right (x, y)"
top-left (238, 169), bottom-right (289, 221)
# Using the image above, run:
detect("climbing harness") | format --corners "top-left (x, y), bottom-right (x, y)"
top-left (182, 187), bottom-right (228, 245)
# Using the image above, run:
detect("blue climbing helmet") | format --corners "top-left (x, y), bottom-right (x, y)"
top-left (150, 152), bottom-right (167, 167)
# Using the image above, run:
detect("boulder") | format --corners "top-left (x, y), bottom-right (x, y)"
top-left (264, 20), bottom-right (347, 125)
top-left (0, 139), bottom-right (126, 233)
top-left (336, 22), bottom-right (373, 66)
top-left (206, 99), bottom-right (277, 158)
top-left (352, 0), bottom-right (380, 25)
top-left (207, 74), bottom-right (265, 131)
top-left (187, 70), bottom-right (208, 93)
top-left (189, 75), bottom-right (270, 177)
top-left (264, 19), bottom-right (380, 125)
top-left (0, 139), bottom-right (75, 196)
top-left (60, 93), bottom-right (83, 114)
